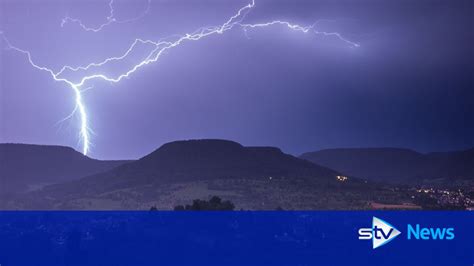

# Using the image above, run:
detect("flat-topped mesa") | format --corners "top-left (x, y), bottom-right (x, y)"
top-left (132, 139), bottom-right (337, 180)
top-left (38, 139), bottom-right (339, 199)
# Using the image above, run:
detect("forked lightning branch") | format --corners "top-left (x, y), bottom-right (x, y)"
top-left (1, 0), bottom-right (358, 155)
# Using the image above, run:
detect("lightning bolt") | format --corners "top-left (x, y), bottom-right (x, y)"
top-left (238, 20), bottom-right (360, 48)
top-left (1, 36), bottom-right (92, 154)
top-left (61, 0), bottom-right (151, 33)
top-left (1, 0), bottom-right (359, 156)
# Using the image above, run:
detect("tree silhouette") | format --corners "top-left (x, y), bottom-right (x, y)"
top-left (173, 196), bottom-right (235, 211)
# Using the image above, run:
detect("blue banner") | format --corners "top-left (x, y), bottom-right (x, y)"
top-left (0, 211), bottom-right (472, 266)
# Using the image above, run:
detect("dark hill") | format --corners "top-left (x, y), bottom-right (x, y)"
top-left (135, 139), bottom-right (336, 180)
top-left (39, 139), bottom-right (339, 199)
top-left (0, 143), bottom-right (129, 196)
top-left (422, 148), bottom-right (474, 179)
top-left (300, 147), bottom-right (474, 183)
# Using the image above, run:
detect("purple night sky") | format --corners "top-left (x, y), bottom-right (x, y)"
top-left (0, 0), bottom-right (473, 160)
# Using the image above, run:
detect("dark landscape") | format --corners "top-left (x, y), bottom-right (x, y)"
top-left (1, 140), bottom-right (473, 210)
top-left (301, 148), bottom-right (474, 185)
top-left (0, 144), bottom-right (128, 196)
top-left (1, 0), bottom-right (473, 212)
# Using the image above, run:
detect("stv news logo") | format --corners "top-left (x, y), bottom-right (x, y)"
top-left (358, 217), bottom-right (401, 249)
top-left (357, 216), bottom-right (455, 249)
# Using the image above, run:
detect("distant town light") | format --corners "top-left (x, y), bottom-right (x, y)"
top-left (336, 175), bottom-right (348, 182)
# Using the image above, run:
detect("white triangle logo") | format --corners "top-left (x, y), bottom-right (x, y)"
top-left (372, 216), bottom-right (401, 249)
